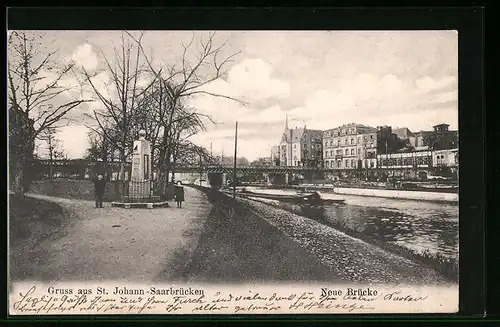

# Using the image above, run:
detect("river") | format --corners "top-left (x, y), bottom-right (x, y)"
top-left (244, 186), bottom-right (459, 260)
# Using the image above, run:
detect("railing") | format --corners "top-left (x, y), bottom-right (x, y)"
top-left (121, 180), bottom-right (161, 203)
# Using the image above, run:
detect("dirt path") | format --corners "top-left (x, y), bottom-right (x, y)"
top-left (13, 187), bottom-right (211, 283)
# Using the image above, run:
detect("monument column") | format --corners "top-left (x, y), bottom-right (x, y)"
top-left (131, 130), bottom-right (152, 198)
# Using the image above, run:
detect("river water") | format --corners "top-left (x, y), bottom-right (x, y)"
top-left (245, 187), bottom-right (459, 260)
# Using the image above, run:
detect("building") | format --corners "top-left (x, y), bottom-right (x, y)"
top-left (275, 116), bottom-right (323, 167)
top-left (322, 123), bottom-right (402, 170)
top-left (393, 127), bottom-right (415, 147)
top-left (270, 146), bottom-right (280, 166)
top-left (433, 148), bottom-right (459, 167)
top-left (377, 146), bottom-right (458, 180)
top-left (409, 124), bottom-right (458, 150)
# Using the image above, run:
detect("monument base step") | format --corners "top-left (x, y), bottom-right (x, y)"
top-left (120, 195), bottom-right (162, 203)
top-left (110, 201), bottom-right (170, 209)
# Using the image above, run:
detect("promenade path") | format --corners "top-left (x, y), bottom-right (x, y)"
top-left (12, 187), bottom-right (211, 283)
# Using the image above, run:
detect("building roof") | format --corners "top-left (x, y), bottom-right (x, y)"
top-left (393, 127), bottom-right (415, 139)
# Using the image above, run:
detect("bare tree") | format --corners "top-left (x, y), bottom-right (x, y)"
top-left (84, 128), bottom-right (120, 179)
top-left (8, 31), bottom-right (91, 194)
top-left (126, 31), bottom-right (245, 196)
top-left (80, 32), bottom-right (155, 193)
top-left (39, 127), bottom-right (66, 179)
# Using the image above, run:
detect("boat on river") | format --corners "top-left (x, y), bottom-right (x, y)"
top-left (221, 187), bottom-right (345, 205)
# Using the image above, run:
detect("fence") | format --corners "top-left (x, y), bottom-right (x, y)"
top-left (120, 180), bottom-right (163, 203)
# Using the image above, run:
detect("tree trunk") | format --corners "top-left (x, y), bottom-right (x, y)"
top-left (119, 151), bottom-right (126, 195)
top-left (11, 160), bottom-right (26, 194)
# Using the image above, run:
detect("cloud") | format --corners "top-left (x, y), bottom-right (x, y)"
top-left (70, 43), bottom-right (99, 71)
top-left (415, 76), bottom-right (457, 94)
top-left (58, 126), bottom-right (90, 158)
top-left (195, 58), bottom-right (291, 105)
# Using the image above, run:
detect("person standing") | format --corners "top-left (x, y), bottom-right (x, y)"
top-left (174, 181), bottom-right (185, 208)
top-left (93, 174), bottom-right (106, 208)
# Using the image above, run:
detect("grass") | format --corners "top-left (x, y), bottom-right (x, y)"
top-left (9, 194), bottom-right (68, 281)
top-left (179, 188), bottom-right (338, 283)
top-left (29, 179), bottom-right (122, 202)
top-left (9, 194), bottom-right (65, 247)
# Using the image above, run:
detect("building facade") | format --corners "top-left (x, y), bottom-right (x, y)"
top-left (322, 123), bottom-right (402, 170)
top-left (275, 117), bottom-right (323, 167)
top-left (433, 148), bottom-right (459, 167)
top-left (408, 124), bottom-right (458, 150)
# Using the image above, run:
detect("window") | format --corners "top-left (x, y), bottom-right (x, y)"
top-left (370, 161), bottom-right (375, 168)
top-left (337, 140), bottom-right (341, 146)
top-left (364, 160), bottom-right (368, 167)
top-left (337, 131), bottom-right (341, 136)
top-left (351, 138), bottom-right (354, 144)
top-left (351, 149), bottom-right (355, 155)
top-left (325, 161), bottom-right (329, 167)
top-left (358, 137), bottom-right (361, 143)
top-left (337, 160), bottom-right (342, 168)
top-left (370, 135), bottom-right (374, 139)
top-left (345, 149), bottom-right (349, 155)
top-left (364, 136), bottom-right (367, 142)
top-left (351, 159), bottom-right (356, 167)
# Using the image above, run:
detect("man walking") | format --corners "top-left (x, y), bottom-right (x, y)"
top-left (93, 174), bottom-right (106, 208)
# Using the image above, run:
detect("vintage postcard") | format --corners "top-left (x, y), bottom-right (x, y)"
top-left (8, 30), bottom-right (459, 315)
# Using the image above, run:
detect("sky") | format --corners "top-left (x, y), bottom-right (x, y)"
top-left (13, 30), bottom-right (458, 161)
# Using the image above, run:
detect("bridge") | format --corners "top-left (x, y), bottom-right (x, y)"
top-left (171, 165), bottom-right (338, 174)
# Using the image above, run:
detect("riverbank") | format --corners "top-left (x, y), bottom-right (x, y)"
top-left (191, 186), bottom-right (450, 285)
top-left (257, 183), bottom-right (458, 203)
top-left (241, 195), bottom-right (458, 282)
top-left (332, 186), bottom-right (458, 203)
top-left (181, 189), bottom-right (337, 283)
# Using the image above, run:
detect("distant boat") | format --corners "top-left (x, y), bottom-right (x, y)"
top-left (222, 187), bottom-right (345, 205)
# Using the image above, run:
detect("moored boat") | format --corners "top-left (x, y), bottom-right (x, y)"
top-left (221, 187), bottom-right (345, 205)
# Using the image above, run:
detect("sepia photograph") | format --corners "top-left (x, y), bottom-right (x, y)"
top-left (8, 29), bottom-right (459, 314)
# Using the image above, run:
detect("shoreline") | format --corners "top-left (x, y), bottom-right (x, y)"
top-left (243, 184), bottom-right (458, 203)
top-left (193, 185), bottom-right (458, 283)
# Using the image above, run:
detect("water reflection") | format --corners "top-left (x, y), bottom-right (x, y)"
top-left (290, 201), bottom-right (458, 259)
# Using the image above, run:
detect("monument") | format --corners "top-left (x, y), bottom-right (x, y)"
top-left (111, 130), bottom-right (169, 208)
top-left (131, 129), bottom-right (152, 197)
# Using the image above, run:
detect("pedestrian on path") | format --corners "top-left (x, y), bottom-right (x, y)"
top-left (174, 181), bottom-right (185, 208)
top-left (93, 174), bottom-right (106, 208)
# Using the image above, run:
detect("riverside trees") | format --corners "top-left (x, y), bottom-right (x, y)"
top-left (82, 31), bottom-right (243, 197)
top-left (8, 31), bottom-right (90, 194)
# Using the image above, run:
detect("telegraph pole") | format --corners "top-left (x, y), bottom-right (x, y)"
top-left (233, 121), bottom-right (238, 199)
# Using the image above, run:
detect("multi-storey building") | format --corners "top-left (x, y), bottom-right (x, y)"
top-left (274, 116), bottom-right (323, 167)
top-left (322, 123), bottom-right (401, 170)
top-left (407, 124), bottom-right (458, 150)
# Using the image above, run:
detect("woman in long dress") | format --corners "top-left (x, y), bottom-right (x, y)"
top-left (174, 181), bottom-right (185, 208)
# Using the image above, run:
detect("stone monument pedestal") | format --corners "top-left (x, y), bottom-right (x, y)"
top-left (111, 130), bottom-right (169, 209)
